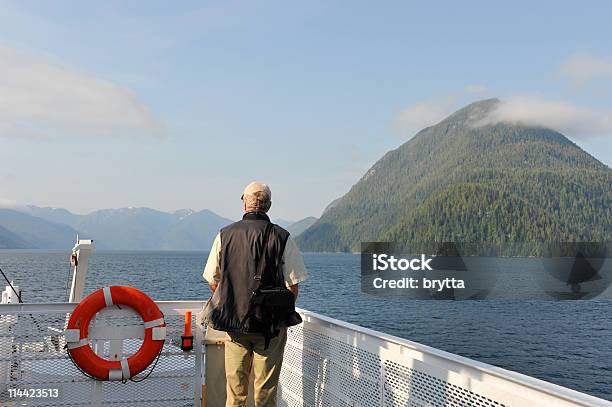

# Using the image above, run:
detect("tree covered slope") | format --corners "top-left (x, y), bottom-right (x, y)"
top-left (297, 99), bottom-right (612, 252)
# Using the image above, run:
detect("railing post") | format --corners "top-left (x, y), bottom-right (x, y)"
top-left (68, 239), bottom-right (95, 303)
top-left (194, 322), bottom-right (204, 407)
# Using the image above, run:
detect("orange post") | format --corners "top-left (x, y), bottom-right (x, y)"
top-left (181, 311), bottom-right (194, 351)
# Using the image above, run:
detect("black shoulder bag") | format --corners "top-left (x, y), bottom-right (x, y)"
top-left (243, 222), bottom-right (302, 349)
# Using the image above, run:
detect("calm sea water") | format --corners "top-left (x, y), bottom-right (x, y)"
top-left (0, 250), bottom-right (610, 400)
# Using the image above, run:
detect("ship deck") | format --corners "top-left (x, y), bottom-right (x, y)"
top-left (0, 301), bottom-right (609, 406)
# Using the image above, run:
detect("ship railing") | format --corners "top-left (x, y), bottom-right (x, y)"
top-left (0, 302), bottom-right (609, 407)
top-left (0, 301), bottom-right (205, 407)
top-left (280, 308), bottom-right (610, 407)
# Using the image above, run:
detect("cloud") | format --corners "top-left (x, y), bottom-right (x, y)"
top-left (0, 198), bottom-right (18, 208)
top-left (0, 46), bottom-right (164, 139)
top-left (559, 53), bottom-right (612, 85)
top-left (397, 86), bottom-right (490, 135)
top-left (397, 96), bottom-right (459, 133)
top-left (475, 95), bottom-right (612, 138)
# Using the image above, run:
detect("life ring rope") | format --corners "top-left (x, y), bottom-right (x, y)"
top-left (66, 338), bottom-right (89, 350)
top-left (103, 286), bottom-right (113, 306)
top-left (64, 286), bottom-right (166, 381)
top-left (143, 317), bottom-right (165, 329)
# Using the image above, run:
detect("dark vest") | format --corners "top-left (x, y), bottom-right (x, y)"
top-left (208, 212), bottom-right (291, 333)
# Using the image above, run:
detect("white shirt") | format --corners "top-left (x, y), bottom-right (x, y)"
top-left (202, 232), bottom-right (309, 287)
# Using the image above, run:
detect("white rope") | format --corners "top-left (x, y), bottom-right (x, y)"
top-left (120, 357), bottom-right (131, 380)
top-left (66, 338), bottom-right (89, 349)
top-left (143, 317), bottom-right (165, 329)
top-left (102, 286), bottom-right (113, 306)
top-left (108, 369), bottom-right (122, 381)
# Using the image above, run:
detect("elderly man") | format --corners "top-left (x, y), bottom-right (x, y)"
top-left (202, 181), bottom-right (308, 407)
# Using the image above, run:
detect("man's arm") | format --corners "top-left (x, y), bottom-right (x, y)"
top-left (203, 233), bottom-right (222, 294)
top-left (282, 237), bottom-right (308, 299)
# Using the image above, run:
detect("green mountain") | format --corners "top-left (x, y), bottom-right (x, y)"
top-left (297, 99), bottom-right (612, 252)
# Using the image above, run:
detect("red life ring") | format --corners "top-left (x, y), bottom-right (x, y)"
top-left (66, 286), bottom-right (166, 381)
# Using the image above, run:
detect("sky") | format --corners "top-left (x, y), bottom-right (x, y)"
top-left (0, 1), bottom-right (611, 221)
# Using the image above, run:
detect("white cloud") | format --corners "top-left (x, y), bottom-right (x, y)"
top-left (397, 95), bottom-right (458, 133)
top-left (475, 95), bottom-right (612, 138)
top-left (559, 53), bottom-right (612, 85)
top-left (0, 46), bottom-right (164, 138)
top-left (0, 198), bottom-right (18, 208)
top-left (397, 86), bottom-right (490, 135)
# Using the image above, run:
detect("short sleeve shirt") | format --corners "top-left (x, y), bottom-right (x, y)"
top-left (202, 232), bottom-right (309, 287)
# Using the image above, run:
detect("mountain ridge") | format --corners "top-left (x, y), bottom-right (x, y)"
top-left (0, 206), bottom-right (233, 250)
top-left (297, 99), bottom-right (612, 252)
top-left (0, 209), bottom-right (80, 249)
top-left (287, 216), bottom-right (318, 237)
top-left (2, 205), bottom-right (320, 250)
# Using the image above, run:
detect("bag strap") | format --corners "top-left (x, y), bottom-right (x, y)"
top-left (240, 221), bottom-right (274, 330)
top-left (273, 234), bottom-right (290, 286)
top-left (252, 221), bottom-right (274, 292)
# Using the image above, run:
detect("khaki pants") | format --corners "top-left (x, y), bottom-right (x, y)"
top-left (225, 328), bottom-right (287, 407)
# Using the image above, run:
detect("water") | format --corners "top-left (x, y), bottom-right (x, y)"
top-left (0, 250), bottom-right (610, 401)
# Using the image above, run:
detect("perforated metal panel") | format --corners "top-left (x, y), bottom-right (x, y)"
top-left (0, 302), bottom-right (203, 407)
top-left (383, 360), bottom-right (502, 407)
top-left (278, 309), bottom-right (607, 407)
top-left (280, 324), bottom-right (381, 407)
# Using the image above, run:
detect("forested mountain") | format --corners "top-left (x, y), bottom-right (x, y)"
top-left (297, 99), bottom-right (612, 252)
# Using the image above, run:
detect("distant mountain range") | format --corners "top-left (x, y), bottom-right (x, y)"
top-left (0, 223), bottom-right (33, 249)
top-left (0, 206), bottom-right (232, 250)
top-left (297, 99), bottom-right (612, 252)
top-left (0, 206), bottom-right (317, 250)
top-left (0, 209), bottom-right (79, 249)
top-left (286, 217), bottom-right (318, 237)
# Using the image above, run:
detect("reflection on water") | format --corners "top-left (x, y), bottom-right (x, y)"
top-left (0, 250), bottom-right (610, 400)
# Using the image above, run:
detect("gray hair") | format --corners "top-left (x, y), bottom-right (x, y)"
top-left (243, 191), bottom-right (271, 212)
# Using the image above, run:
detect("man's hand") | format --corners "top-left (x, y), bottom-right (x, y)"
top-left (209, 282), bottom-right (218, 294)
top-left (288, 284), bottom-right (298, 299)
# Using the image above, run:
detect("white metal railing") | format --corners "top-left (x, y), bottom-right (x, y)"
top-left (0, 300), bottom-right (205, 407)
top-left (279, 308), bottom-right (611, 407)
top-left (1, 302), bottom-right (610, 407)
